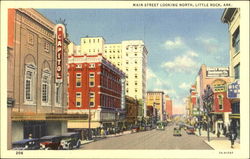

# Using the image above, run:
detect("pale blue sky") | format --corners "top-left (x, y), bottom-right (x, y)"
top-left (38, 9), bottom-right (229, 113)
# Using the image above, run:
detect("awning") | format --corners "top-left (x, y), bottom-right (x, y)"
top-left (12, 112), bottom-right (88, 121)
top-left (229, 114), bottom-right (240, 119)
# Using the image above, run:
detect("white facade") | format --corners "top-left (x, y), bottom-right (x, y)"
top-left (80, 37), bottom-right (105, 55)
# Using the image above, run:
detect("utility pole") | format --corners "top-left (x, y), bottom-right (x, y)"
top-left (203, 85), bottom-right (214, 142)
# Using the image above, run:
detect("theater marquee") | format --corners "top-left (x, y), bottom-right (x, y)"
top-left (54, 24), bottom-right (65, 83)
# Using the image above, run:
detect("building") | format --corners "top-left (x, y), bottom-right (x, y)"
top-left (146, 91), bottom-right (165, 121)
top-left (67, 53), bottom-right (125, 130)
top-left (7, 9), bottom-right (87, 148)
top-left (165, 95), bottom-right (173, 120)
top-left (125, 96), bottom-right (139, 127)
top-left (197, 64), bottom-right (231, 134)
top-left (221, 8), bottom-right (240, 138)
top-left (70, 38), bottom-right (148, 118)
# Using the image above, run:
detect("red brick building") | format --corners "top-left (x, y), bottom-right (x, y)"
top-left (67, 53), bottom-right (125, 129)
top-left (165, 95), bottom-right (173, 119)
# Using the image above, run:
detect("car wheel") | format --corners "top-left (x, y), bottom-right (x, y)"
top-left (76, 140), bottom-right (81, 148)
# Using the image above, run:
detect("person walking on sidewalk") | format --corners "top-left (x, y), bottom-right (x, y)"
top-left (229, 130), bottom-right (237, 148)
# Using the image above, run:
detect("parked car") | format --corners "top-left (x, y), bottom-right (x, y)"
top-left (156, 121), bottom-right (165, 130)
top-left (131, 125), bottom-right (140, 133)
top-left (60, 132), bottom-right (81, 150)
top-left (185, 126), bottom-right (195, 134)
top-left (40, 135), bottom-right (63, 150)
top-left (12, 138), bottom-right (40, 150)
top-left (173, 127), bottom-right (182, 136)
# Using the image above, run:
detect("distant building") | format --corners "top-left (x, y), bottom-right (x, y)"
top-left (125, 96), bottom-right (139, 127)
top-left (221, 8), bottom-right (240, 138)
top-left (165, 95), bottom-right (173, 119)
top-left (146, 91), bottom-right (165, 121)
top-left (67, 53), bottom-right (125, 129)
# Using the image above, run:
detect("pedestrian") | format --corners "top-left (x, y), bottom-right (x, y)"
top-left (229, 130), bottom-right (237, 148)
top-left (28, 133), bottom-right (32, 139)
top-left (217, 130), bottom-right (221, 138)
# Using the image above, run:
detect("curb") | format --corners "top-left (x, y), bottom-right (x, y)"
top-left (203, 140), bottom-right (215, 150)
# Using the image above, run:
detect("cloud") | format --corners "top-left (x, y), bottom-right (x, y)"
top-left (195, 37), bottom-right (221, 54)
top-left (146, 68), bottom-right (157, 80)
top-left (164, 37), bottom-right (185, 50)
top-left (161, 54), bottom-right (199, 73)
top-left (187, 51), bottom-right (198, 57)
top-left (179, 82), bottom-right (191, 90)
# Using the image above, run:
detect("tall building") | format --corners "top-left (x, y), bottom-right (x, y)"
top-left (67, 53), bottom-right (125, 129)
top-left (165, 95), bottom-right (173, 119)
top-left (146, 91), bottom-right (165, 121)
top-left (7, 9), bottom-right (86, 148)
top-left (69, 38), bottom-right (148, 117)
top-left (221, 8), bottom-right (240, 138)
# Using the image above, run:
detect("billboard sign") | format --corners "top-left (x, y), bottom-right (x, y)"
top-left (227, 80), bottom-right (240, 99)
top-left (54, 24), bottom-right (65, 83)
top-left (206, 67), bottom-right (229, 78)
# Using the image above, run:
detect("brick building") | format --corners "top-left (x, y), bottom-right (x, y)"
top-left (67, 53), bottom-right (125, 129)
top-left (165, 95), bottom-right (173, 119)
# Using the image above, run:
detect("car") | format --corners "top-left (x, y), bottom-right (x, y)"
top-left (40, 135), bottom-right (63, 150)
top-left (60, 132), bottom-right (81, 150)
top-left (156, 122), bottom-right (165, 130)
top-left (12, 138), bottom-right (40, 150)
top-left (185, 126), bottom-right (195, 134)
top-left (173, 127), bottom-right (182, 136)
top-left (131, 125), bottom-right (140, 133)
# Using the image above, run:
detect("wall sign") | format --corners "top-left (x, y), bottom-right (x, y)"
top-left (206, 67), bottom-right (229, 78)
top-left (54, 24), bottom-right (65, 83)
top-left (227, 80), bottom-right (240, 99)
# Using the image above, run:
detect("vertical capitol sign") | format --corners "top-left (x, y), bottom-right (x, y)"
top-left (54, 24), bottom-right (65, 83)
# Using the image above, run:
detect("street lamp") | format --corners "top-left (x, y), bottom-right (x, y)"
top-left (88, 92), bottom-right (92, 140)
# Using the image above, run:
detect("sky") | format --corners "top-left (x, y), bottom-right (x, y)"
top-left (38, 9), bottom-right (229, 114)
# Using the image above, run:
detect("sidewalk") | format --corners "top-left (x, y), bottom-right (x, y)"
top-left (81, 130), bottom-right (132, 145)
top-left (195, 129), bottom-right (240, 150)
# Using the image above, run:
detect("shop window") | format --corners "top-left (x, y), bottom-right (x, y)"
top-left (234, 64), bottom-right (240, 79)
top-left (76, 92), bottom-right (81, 107)
top-left (232, 27), bottom-right (240, 54)
top-left (217, 94), bottom-right (224, 110)
top-left (89, 73), bottom-right (95, 87)
top-left (76, 73), bottom-right (81, 87)
top-left (41, 69), bottom-right (51, 105)
top-left (24, 64), bottom-right (36, 104)
top-left (89, 92), bottom-right (95, 107)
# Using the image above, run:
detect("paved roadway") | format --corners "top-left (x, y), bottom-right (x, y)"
top-left (80, 125), bottom-right (212, 149)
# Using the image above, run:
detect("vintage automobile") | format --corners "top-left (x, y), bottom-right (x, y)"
top-left (185, 126), bottom-right (195, 134)
top-left (156, 121), bottom-right (165, 130)
top-left (40, 135), bottom-right (63, 150)
top-left (60, 132), bottom-right (81, 150)
top-left (173, 127), bottom-right (182, 136)
top-left (12, 138), bottom-right (40, 150)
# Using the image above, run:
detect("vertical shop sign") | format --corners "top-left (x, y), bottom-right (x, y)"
top-left (54, 24), bottom-right (65, 83)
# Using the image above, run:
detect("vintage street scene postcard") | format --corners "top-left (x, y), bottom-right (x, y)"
top-left (0, 1), bottom-right (249, 158)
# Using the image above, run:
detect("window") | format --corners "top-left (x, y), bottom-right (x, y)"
top-left (93, 39), bottom-right (95, 43)
top-left (89, 73), bottom-right (95, 87)
top-left (126, 61), bottom-right (129, 64)
top-left (76, 73), bottom-right (81, 87)
top-left (135, 60), bottom-right (138, 64)
top-left (44, 41), bottom-right (49, 52)
top-left (89, 92), bottom-right (95, 107)
top-left (135, 67), bottom-right (138, 71)
top-left (24, 64), bottom-right (36, 103)
top-left (217, 94), bottom-right (224, 110)
top-left (76, 64), bottom-right (82, 68)
top-left (135, 53), bottom-right (137, 56)
top-left (89, 64), bottom-right (95, 68)
top-left (135, 81), bottom-right (138, 85)
top-left (135, 74), bottom-right (138, 78)
top-left (28, 32), bottom-right (34, 45)
top-left (41, 69), bottom-right (51, 105)
top-left (234, 64), bottom-right (240, 79)
top-left (232, 27), bottom-right (240, 53)
top-left (76, 92), bottom-right (81, 107)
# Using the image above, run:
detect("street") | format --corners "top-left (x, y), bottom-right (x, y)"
top-left (80, 125), bottom-right (212, 149)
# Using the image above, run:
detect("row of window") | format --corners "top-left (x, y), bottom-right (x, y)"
top-left (83, 38), bottom-right (101, 44)
top-left (28, 32), bottom-right (51, 53)
top-left (75, 92), bottom-right (95, 107)
top-left (75, 72), bottom-right (95, 87)
top-left (24, 64), bottom-right (62, 106)
top-left (100, 94), bottom-right (120, 108)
